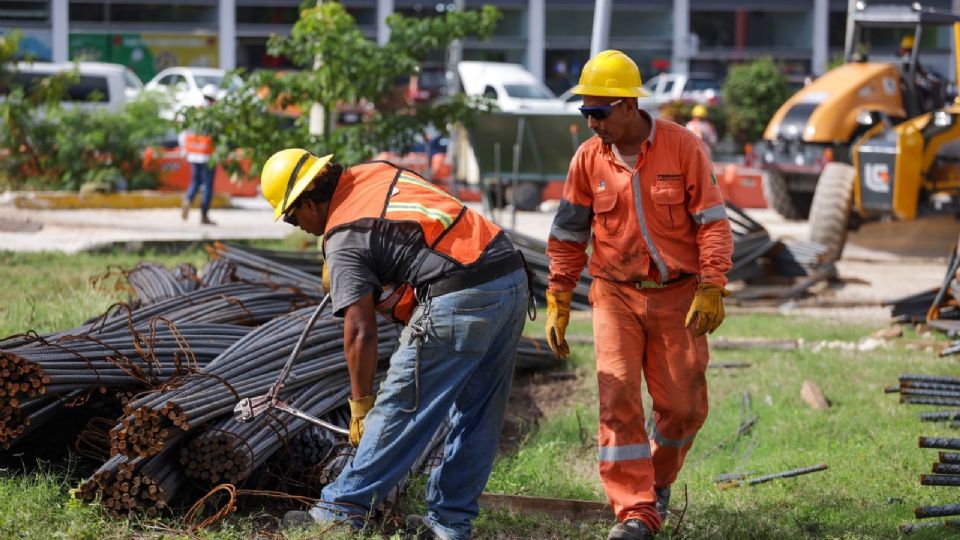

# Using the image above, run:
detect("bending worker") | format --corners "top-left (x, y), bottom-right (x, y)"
top-left (545, 50), bottom-right (733, 540)
top-left (259, 150), bottom-right (531, 539)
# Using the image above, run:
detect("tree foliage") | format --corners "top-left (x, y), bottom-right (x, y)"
top-left (184, 2), bottom-right (501, 177)
top-left (0, 31), bottom-right (173, 191)
top-left (720, 57), bottom-right (791, 145)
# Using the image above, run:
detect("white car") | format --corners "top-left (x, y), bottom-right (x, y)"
top-left (144, 67), bottom-right (242, 119)
top-left (457, 61), bottom-right (568, 112)
top-left (8, 61), bottom-right (143, 113)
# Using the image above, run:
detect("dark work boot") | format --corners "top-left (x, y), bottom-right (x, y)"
top-left (607, 519), bottom-right (653, 539)
top-left (200, 212), bottom-right (216, 226)
top-left (282, 510), bottom-right (314, 529)
top-left (655, 486), bottom-right (671, 521)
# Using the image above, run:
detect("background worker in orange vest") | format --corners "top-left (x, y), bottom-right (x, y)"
top-left (685, 104), bottom-right (718, 156)
top-left (545, 50), bottom-right (733, 540)
top-left (178, 84), bottom-right (220, 225)
top-left (260, 149), bottom-right (532, 539)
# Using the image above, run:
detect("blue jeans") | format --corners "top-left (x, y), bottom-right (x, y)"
top-left (184, 162), bottom-right (215, 213)
top-left (312, 268), bottom-right (529, 540)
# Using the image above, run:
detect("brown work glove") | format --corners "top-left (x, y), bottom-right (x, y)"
top-left (348, 395), bottom-right (375, 447)
top-left (545, 290), bottom-right (573, 359)
top-left (685, 283), bottom-right (731, 337)
top-left (322, 262), bottom-right (331, 294)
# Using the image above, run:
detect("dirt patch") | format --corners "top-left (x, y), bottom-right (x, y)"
top-left (500, 368), bottom-right (592, 453)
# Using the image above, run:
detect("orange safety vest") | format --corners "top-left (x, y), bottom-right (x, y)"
top-left (183, 133), bottom-right (214, 156)
top-left (323, 161), bottom-right (503, 323)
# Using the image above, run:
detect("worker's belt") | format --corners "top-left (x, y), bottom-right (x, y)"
top-left (424, 251), bottom-right (526, 298)
top-left (634, 273), bottom-right (695, 289)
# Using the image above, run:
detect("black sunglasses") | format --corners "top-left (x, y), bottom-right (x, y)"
top-left (579, 99), bottom-right (623, 121)
top-left (282, 200), bottom-right (301, 226)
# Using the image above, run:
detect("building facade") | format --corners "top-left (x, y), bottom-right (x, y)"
top-left (0, 0), bottom-right (956, 90)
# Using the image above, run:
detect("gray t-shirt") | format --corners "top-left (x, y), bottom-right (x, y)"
top-left (324, 217), bottom-right (515, 316)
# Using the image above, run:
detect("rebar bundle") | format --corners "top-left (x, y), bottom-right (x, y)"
top-left (179, 374), bottom-right (352, 486)
top-left (206, 242), bottom-right (325, 292)
top-left (110, 306), bottom-right (399, 460)
top-left (0, 324), bottom-right (249, 448)
top-left (77, 438), bottom-right (186, 517)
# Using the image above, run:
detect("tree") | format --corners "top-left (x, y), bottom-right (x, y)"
top-left (720, 57), bottom-right (791, 146)
top-left (185, 2), bottom-right (501, 177)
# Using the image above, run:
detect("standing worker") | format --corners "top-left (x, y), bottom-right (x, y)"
top-left (545, 50), bottom-right (733, 540)
top-left (179, 84), bottom-right (220, 225)
top-left (259, 150), bottom-right (532, 539)
top-left (685, 104), bottom-right (718, 156)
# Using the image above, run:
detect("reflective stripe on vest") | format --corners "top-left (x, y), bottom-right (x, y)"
top-left (183, 133), bottom-right (213, 156)
top-left (323, 162), bottom-right (502, 324)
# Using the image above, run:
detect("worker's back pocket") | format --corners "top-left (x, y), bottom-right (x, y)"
top-left (450, 299), bottom-right (501, 356)
top-left (650, 182), bottom-right (686, 229)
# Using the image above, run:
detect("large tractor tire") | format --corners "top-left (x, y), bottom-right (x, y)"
top-left (808, 162), bottom-right (856, 262)
top-left (763, 169), bottom-right (812, 220)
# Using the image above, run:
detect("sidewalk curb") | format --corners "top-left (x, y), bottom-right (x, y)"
top-left (9, 191), bottom-right (232, 210)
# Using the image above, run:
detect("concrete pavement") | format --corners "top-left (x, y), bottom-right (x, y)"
top-left (0, 195), bottom-right (953, 321)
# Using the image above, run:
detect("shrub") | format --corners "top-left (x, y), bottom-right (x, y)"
top-left (721, 57), bottom-right (791, 146)
top-left (0, 32), bottom-right (173, 191)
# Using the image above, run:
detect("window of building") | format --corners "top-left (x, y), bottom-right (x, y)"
top-left (744, 11), bottom-right (811, 49)
top-left (545, 9), bottom-right (592, 38)
top-left (69, 3), bottom-right (105, 23)
top-left (610, 10), bottom-right (671, 39)
top-left (107, 4), bottom-right (217, 24)
top-left (237, 6), bottom-right (298, 25)
top-left (0, 0), bottom-right (48, 22)
top-left (690, 11), bottom-right (735, 48)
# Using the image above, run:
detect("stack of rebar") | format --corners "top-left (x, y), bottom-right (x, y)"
top-left (0, 324), bottom-right (249, 448)
top-left (109, 306), bottom-right (399, 462)
top-left (886, 374), bottom-right (960, 533)
top-left (179, 374), bottom-right (353, 486)
top-left (206, 242), bottom-right (324, 292)
top-left (77, 440), bottom-right (186, 518)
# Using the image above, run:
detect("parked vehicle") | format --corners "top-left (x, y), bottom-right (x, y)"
top-left (559, 71), bottom-right (720, 113)
top-left (144, 67), bottom-right (242, 119)
top-left (458, 61), bottom-right (567, 112)
top-left (5, 61), bottom-right (143, 112)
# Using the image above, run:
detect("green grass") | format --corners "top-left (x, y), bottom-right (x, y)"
top-left (2, 247), bottom-right (960, 537)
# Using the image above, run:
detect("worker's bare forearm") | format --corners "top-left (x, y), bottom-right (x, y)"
top-left (343, 294), bottom-right (379, 400)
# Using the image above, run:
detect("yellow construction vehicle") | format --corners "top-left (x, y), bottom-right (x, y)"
top-left (758, 2), bottom-right (960, 260)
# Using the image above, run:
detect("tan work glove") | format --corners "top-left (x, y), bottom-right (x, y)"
top-left (348, 395), bottom-right (375, 447)
top-left (685, 283), bottom-right (731, 337)
top-left (322, 262), bottom-right (331, 294)
top-left (545, 290), bottom-right (573, 359)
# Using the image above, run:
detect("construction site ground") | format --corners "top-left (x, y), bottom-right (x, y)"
top-left (2, 197), bottom-right (956, 325)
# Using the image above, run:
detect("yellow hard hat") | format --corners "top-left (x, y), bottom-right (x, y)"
top-left (260, 148), bottom-right (334, 221)
top-left (692, 104), bottom-right (708, 118)
top-left (570, 50), bottom-right (650, 97)
top-left (901, 35), bottom-right (915, 50)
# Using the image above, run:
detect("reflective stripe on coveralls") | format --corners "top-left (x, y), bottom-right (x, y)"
top-left (547, 115), bottom-right (733, 534)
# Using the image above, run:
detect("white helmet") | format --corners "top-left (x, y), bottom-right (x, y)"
top-left (201, 83), bottom-right (220, 101)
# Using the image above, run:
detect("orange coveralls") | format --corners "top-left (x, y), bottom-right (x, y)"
top-left (546, 115), bottom-right (733, 531)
